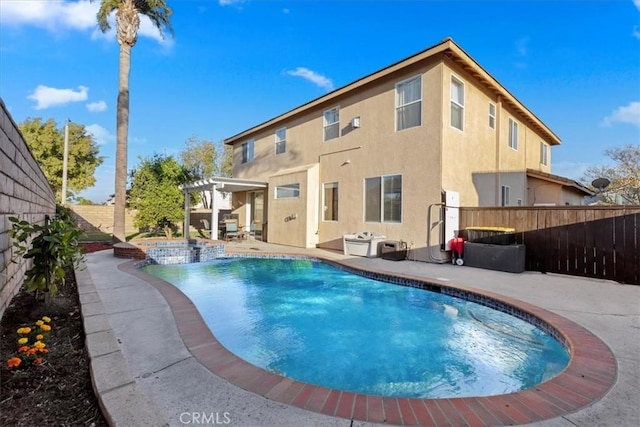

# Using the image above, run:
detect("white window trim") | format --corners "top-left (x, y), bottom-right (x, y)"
top-left (241, 139), bottom-right (254, 164)
top-left (508, 118), bottom-right (519, 150)
top-left (450, 75), bottom-right (465, 131)
top-left (489, 103), bottom-right (496, 129)
top-left (395, 74), bottom-right (422, 132)
top-left (322, 182), bottom-right (339, 222)
top-left (323, 107), bottom-right (340, 141)
top-left (364, 174), bottom-right (402, 223)
top-left (501, 185), bottom-right (510, 206)
top-left (275, 183), bottom-right (300, 199)
top-left (275, 127), bottom-right (286, 155)
top-left (540, 141), bottom-right (549, 166)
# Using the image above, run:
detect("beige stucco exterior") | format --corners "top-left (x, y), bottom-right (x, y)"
top-left (222, 38), bottom-right (585, 260)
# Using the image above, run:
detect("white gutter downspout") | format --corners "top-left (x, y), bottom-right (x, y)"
top-left (495, 96), bottom-right (502, 206)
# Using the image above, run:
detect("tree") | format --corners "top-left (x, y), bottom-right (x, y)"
top-left (582, 144), bottom-right (640, 204)
top-left (93, 0), bottom-right (173, 242)
top-left (180, 135), bottom-right (218, 179)
top-left (76, 197), bottom-right (97, 205)
top-left (128, 154), bottom-right (192, 238)
top-left (179, 136), bottom-right (233, 208)
top-left (220, 143), bottom-right (234, 177)
top-left (18, 118), bottom-right (104, 201)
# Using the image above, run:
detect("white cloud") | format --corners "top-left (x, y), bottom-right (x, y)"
top-left (286, 67), bottom-right (334, 91)
top-left (87, 101), bottom-right (107, 112)
top-left (219, 0), bottom-right (245, 6)
top-left (633, 26), bottom-right (640, 39)
top-left (0, 0), bottom-right (98, 31)
top-left (0, 0), bottom-right (171, 46)
top-left (634, 0), bottom-right (640, 11)
top-left (515, 37), bottom-right (530, 56)
top-left (283, 8), bottom-right (290, 14)
top-left (27, 85), bottom-right (89, 110)
top-left (139, 16), bottom-right (174, 46)
top-left (85, 124), bottom-right (114, 146)
top-left (602, 101), bottom-right (640, 127)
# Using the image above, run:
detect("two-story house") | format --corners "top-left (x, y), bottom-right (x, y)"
top-left (184, 38), bottom-right (591, 261)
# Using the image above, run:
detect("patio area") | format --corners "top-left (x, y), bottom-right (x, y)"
top-left (77, 241), bottom-right (639, 426)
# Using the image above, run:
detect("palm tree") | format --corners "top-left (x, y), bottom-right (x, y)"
top-left (93, 0), bottom-right (173, 242)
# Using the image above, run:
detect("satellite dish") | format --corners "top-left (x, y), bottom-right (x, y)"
top-left (591, 177), bottom-right (611, 191)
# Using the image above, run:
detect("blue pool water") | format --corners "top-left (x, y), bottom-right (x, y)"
top-left (141, 257), bottom-right (569, 398)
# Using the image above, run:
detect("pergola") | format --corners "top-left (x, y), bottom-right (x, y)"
top-left (179, 177), bottom-right (267, 239)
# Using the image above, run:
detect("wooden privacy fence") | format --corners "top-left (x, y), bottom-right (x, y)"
top-left (459, 206), bottom-right (640, 285)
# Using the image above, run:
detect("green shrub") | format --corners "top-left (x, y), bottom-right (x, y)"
top-left (9, 207), bottom-right (85, 298)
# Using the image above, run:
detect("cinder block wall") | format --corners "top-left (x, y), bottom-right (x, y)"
top-left (0, 98), bottom-right (56, 318)
top-left (70, 205), bottom-right (137, 235)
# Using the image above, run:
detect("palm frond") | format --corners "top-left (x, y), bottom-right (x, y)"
top-left (135, 0), bottom-right (174, 38)
top-left (92, 0), bottom-right (174, 37)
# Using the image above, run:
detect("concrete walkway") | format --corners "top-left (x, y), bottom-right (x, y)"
top-left (77, 242), bottom-right (639, 426)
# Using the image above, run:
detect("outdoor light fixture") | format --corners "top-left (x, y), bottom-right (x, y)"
top-left (351, 117), bottom-right (361, 128)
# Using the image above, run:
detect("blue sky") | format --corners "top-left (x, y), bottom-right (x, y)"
top-left (1, 0), bottom-right (639, 204)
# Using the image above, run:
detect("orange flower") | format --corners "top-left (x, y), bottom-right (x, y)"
top-left (26, 348), bottom-right (37, 356)
top-left (17, 327), bottom-right (31, 334)
top-left (7, 357), bottom-right (22, 368)
top-left (17, 345), bottom-right (30, 353)
top-left (36, 334), bottom-right (44, 340)
top-left (34, 357), bottom-right (43, 365)
top-left (40, 324), bottom-right (51, 332)
top-left (39, 348), bottom-right (49, 354)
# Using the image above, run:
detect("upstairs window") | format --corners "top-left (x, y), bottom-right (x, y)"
top-left (540, 142), bottom-right (549, 166)
top-left (241, 139), bottom-right (254, 163)
top-left (450, 76), bottom-right (464, 131)
top-left (508, 118), bottom-right (518, 150)
top-left (489, 103), bottom-right (496, 129)
top-left (324, 107), bottom-right (340, 141)
top-left (275, 128), bottom-right (286, 155)
top-left (275, 183), bottom-right (300, 199)
top-left (396, 76), bottom-right (421, 131)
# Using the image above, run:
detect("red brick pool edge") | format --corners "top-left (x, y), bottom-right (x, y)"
top-left (120, 257), bottom-right (617, 426)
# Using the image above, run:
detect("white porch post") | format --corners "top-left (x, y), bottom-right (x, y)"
top-left (210, 184), bottom-right (219, 240)
top-left (184, 190), bottom-right (191, 239)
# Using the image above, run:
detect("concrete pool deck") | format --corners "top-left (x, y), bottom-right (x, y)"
top-left (77, 241), bottom-right (639, 426)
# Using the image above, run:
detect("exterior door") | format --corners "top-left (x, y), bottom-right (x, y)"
top-left (250, 191), bottom-right (264, 240)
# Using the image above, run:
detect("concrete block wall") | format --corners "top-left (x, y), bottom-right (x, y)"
top-left (70, 205), bottom-right (137, 235)
top-left (0, 98), bottom-right (56, 318)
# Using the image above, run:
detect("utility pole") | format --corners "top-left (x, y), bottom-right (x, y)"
top-left (61, 119), bottom-right (70, 205)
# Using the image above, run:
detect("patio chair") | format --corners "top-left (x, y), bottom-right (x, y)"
top-left (225, 221), bottom-right (240, 241)
top-left (199, 219), bottom-right (211, 239)
top-left (244, 222), bottom-right (255, 240)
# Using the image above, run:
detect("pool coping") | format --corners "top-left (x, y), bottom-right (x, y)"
top-left (120, 254), bottom-right (618, 426)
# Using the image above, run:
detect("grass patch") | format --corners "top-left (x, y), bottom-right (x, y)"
top-left (78, 230), bottom-right (112, 242)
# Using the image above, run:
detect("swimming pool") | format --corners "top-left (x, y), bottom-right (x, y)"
top-left (141, 257), bottom-right (570, 398)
